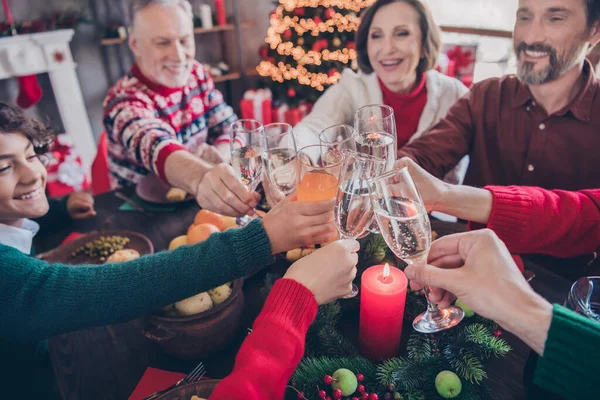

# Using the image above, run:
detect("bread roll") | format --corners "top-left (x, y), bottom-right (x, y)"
top-left (106, 249), bottom-right (140, 263)
top-left (166, 187), bottom-right (187, 202)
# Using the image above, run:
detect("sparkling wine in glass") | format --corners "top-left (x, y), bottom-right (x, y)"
top-left (370, 167), bottom-right (464, 333)
top-left (319, 124), bottom-right (357, 154)
top-left (230, 119), bottom-right (264, 225)
top-left (262, 123), bottom-right (297, 198)
top-left (354, 105), bottom-right (397, 172)
top-left (335, 153), bottom-right (387, 298)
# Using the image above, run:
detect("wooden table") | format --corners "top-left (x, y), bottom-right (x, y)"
top-left (36, 188), bottom-right (574, 400)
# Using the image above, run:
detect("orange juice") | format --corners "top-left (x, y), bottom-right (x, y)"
top-left (297, 170), bottom-right (338, 202)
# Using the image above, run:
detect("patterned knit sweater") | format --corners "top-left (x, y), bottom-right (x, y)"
top-left (103, 61), bottom-right (237, 188)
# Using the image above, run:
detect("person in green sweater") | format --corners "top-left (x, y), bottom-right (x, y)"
top-left (0, 102), bottom-right (354, 397)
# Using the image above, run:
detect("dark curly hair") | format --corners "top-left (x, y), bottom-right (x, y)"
top-left (0, 102), bottom-right (54, 154)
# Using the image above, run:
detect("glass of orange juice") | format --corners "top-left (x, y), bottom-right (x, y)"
top-left (296, 144), bottom-right (344, 203)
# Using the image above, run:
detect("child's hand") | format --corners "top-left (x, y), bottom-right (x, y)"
top-left (67, 192), bottom-right (96, 220)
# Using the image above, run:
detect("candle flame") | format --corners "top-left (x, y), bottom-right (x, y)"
top-left (383, 263), bottom-right (390, 279)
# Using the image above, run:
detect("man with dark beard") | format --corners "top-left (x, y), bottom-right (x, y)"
top-left (395, 0), bottom-right (600, 192)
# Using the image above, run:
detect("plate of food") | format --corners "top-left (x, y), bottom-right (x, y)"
top-left (136, 173), bottom-right (194, 205)
top-left (152, 379), bottom-right (221, 400)
top-left (40, 230), bottom-right (154, 264)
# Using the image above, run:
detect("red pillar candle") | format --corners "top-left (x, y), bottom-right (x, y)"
top-left (214, 0), bottom-right (227, 26)
top-left (359, 263), bottom-right (408, 361)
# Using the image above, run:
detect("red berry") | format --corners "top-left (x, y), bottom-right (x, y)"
top-left (384, 394), bottom-right (392, 400)
top-left (325, 8), bottom-right (336, 19)
top-left (297, 392), bottom-right (305, 399)
top-left (313, 17), bottom-right (323, 25)
top-left (326, 397), bottom-right (332, 400)
top-left (294, 7), bottom-right (306, 17)
top-left (283, 29), bottom-right (293, 40)
top-left (352, 398), bottom-right (360, 400)
top-left (369, 394), bottom-right (379, 400)
top-left (332, 388), bottom-right (343, 399)
top-left (318, 390), bottom-right (327, 399)
top-left (287, 88), bottom-right (297, 98)
top-left (360, 393), bottom-right (369, 400)
top-left (324, 375), bottom-right (333, 385)
top-left (356, 373), bottom-right (364, 382)
top-left (357, 385), bottom-right (366, 393)
top-left (494, 329), bottom-right (502, 338)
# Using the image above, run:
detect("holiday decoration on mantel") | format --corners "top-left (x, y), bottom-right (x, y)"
top-left (262, 233), bottom-right (511, 400)
top-left (257, 0), bottom-right (376, 106)
top-left (0, 11), bottom-right (86, 38)
top-left (45, 135), bottom-right (91, 198)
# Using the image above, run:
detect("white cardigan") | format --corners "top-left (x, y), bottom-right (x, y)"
top-left (294, 68), bottom-right (470, 183)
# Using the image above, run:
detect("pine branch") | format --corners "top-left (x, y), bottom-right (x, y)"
top-left (317, 326), bottom-right (359, 357)
top-left (464, 324), bottom-right (512, 358)
top-left (446, 351), bottom-right (487, 385)
top-left (407, 333), bottom-right (433, 361)
top-left (377, 357), bottom-right (439, 392)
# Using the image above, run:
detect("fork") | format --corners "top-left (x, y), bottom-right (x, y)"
top-left (142, 362), bottom-right (207, 400)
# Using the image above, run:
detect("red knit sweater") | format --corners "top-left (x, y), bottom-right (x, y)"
top-left (485, 186), bottom-right (600, 257)
top-left (210, 278), bottom-right (317, 399)
top-left (379, 75), bottom-right (428, 149)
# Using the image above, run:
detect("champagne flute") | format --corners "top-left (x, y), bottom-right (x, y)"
top-left (335, 153), bottom-right (387, 298)
top-left (354, 104), bottom-right (397, 172)
top-left (230, 119), bottom-right (264, 225)
top-left (319, 124), bottom-right (357, 154)
top-left (296, 144), bottom-right (344, 203)
top-left (262, 123), bottom-right (297, 198)
top-left (369, 167), bottom-right (464, 333)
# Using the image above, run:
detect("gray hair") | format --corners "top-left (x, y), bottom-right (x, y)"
top-left (128, 0), bottom-right (193, 27)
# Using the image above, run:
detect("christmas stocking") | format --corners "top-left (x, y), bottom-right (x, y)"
top-left (16, 75), bottom-right (43, 109)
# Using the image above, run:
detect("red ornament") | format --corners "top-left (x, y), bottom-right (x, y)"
top-left (356, 373), bottom-right (365, 382)
top-left (283, 29), bottom-right (293, 40)
top-left (313, 17), bottom-right (323, 25)
top-left (325, 8), bottom-right (336, 19)
top-left (259, 45), bottom-right (269, 60)
top-left (52, 51), bottom-right (65, 63)
top-left (332, 388), bottom-right (343, 399)
top-left (319, 390), bottom-right (327, 399)
top-left (357, 385), bottom-right (366, 393)
top-left (269, 11), bottom-right (277, 19)
top-left (297, 392), bottom-right (305, 399)
top-left (328, 68), bottom-right (338, 77)
top-left (287, 88), bottom-right (297, 98)
top-left (360, 393), bottom-right (369, 400)
top-left (347, 41), bottom-right (356, 50)
top-left (324, 375), bottom-right (334, 385)
top-left (369, 394), bottom-right (379, 400)
top-left (294, 7), bottom-right (306, 17)
top-left (352, 398), bottom-right (360, 400)
top-left (494, 329), bottom-right (502, 338)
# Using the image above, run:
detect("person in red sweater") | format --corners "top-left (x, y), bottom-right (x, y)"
top-left (104, 0), bottom-right (254, 218)
top-left (395, 157), bottom-right (600, 259)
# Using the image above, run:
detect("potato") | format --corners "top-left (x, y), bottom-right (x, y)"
top-left (166, 187), bottom-right (187, 202)
top-left (190, 396), bottom-right (207, 400)
top-left (175, 292), bottom-right (213, 316)
top-left (106, 249), bottom-right (140, 263)
top-left (285, 248), bottom-right (302, 262)
top-left (208, 283), bottom-right (232, 305)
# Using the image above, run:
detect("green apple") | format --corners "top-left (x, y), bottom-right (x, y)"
top-left (331, 368), bottom-right (358, 396)
top-left (435, 370), bottom-right (462, 398)
top-left (455, 299), bottom-right (475, 317)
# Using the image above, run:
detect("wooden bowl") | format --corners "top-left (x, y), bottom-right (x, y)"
top-left (40, 230), bottom-right (154, 264)
top-left (136, 173), bottom-right (194, 204)
top-left (143, 279), bottom-right (245, 360)
top-left (154, 379), bottom-right (221, 400)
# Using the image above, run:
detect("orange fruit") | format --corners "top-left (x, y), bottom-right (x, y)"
top-left (194, 209), bottom-right (226, 231)
top-left (188, 223), bottom-right (220, 244)
top-left (221, 216), bottom-right (238, 231)
top-left (168, 235), bottom-right (188, 250)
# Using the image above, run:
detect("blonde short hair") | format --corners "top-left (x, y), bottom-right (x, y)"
top-left (128, 0), bottom-right (192, 27)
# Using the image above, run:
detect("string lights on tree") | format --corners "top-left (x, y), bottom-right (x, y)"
top-left (257, 0), bottom-right (375, 105)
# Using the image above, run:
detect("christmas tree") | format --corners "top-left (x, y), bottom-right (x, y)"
top-left (257, 0), bottom-right (376, 106)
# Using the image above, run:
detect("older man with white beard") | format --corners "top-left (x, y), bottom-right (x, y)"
top-left (396, 0), bottom-right (600, 192)
top-left (103, 0), bottom-right (258, 217)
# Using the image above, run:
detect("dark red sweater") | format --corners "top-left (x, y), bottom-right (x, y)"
top-left (379, 74), bottom-right (428, 148)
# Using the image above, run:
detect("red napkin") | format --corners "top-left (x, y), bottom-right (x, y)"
top-left (129, 367), bottom-right (186, 400)
top-left (60, 232), bottom-right (83, 246)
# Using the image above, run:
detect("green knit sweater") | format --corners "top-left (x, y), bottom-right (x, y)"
top-left (534, 304), bottom-right (600, 399)
top-left (0, 219), bottom-right (273, 396)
